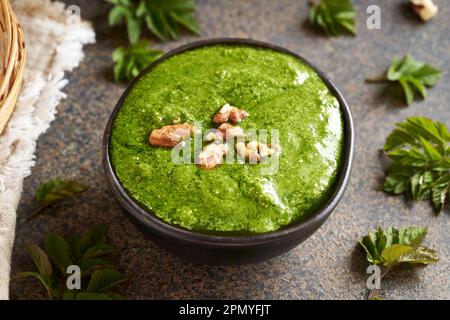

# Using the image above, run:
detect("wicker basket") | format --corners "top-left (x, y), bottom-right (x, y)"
top-left (0, 0), bottom-right (26, 134)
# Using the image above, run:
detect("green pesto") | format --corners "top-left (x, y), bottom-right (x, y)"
top-left (110, 45), bottom-right (344, 234)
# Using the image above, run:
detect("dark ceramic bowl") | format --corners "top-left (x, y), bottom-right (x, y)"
top-left (103, 38), bottom-right (354, 265)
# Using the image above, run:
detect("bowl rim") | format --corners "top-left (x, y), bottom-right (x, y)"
top-left (103, 38), bottom-right (354, 246)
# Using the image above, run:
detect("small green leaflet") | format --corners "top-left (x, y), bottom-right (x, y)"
top-left (367, 54), bottom-right (441, 105)
top-left (107, 0), bottom-right (142, 44)
top-left (107, 0), bottom-right (200, 42)
top-left (16, 243), bottom-right (59, 299)
top-left (360, 226), bottom-right (438, 267)
top-left (24, 243), bottom-right (53, 277)
top-left (137, 0), bottom-right (200, 41)
top-left (35, 178), bottom-right (88, 207)
top-left (112, 40), bottom-right (163, 83)
top-left (309, 0), bottom-right (356, 36)
top-left (16, 225), bottom-right (127, 300)
top-left (44, 232), bottom-right (73, 274)
top-left (28, 178), bottom-right (88, 221)
top-left (383, 117), bottom-right (450, 213)
top-left (87, 269), bottom-right (129, 293)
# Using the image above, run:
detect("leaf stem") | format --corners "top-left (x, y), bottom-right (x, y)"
top-left (365, 74), bottom-right (388, 83)
top-left (26, 203), bottom-right (54, 222)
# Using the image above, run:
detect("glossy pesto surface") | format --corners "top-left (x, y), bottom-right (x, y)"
top-left (110, 45), bottom-right (344, 234)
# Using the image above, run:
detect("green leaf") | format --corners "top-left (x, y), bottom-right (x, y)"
top-left (397, 246), bottom-right (439, 264)
top-left (399, 78), bottom-right (414, 106)
top-left (17, 225), bottom-right (125, 300)
top-left (108, 0), bottom-right (200, 42)
top-left (16, 271), bottom-right (58, 299)
top-left (359, 227), bottom-right (386, 264)
top-left (398, 226), bottom-right (428, 247)
top-left (35, 178), bottom-right (88, 207)
top-left (126, 17), bottom-right (141, 44)
top-left (108, 5), bottom-right (129, 26)
top-left (309, 0), bottom-right (356, 36)
top-left (79, 225), bottom-right (108, 253)
top-left (360, 226), bottom-right (438, 268)
top-left (67, 234), bottom-right (82, 262)
top-left (78, 258), bottom-right (114, 275)
top-left (431, 174), bottom-right (450, 212)
top-left (112, 40), bottom-right (163, 83)
top-left (82, 244), bottom-right (117, 260)
top-left (24, 243), bottom-right (52, 277)
top-left (380, 244), bottom-right (414, 266)
top-left (375, 54), bottom-right (441, 105)
top-left (419, 137), bottom-right (442, 161)
top-left (44, 232), bottom-right (73, 274)
top-left (87, 269), bottom-right (129, 293)
top-left (382, 117), bottom-right (450, 212)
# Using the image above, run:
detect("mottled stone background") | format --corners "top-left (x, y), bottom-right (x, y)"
top-left (9, 0), bottom-right (449, 299)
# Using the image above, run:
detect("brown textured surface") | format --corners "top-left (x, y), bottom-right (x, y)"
top-left (9, 0), bottom-right (449, 299)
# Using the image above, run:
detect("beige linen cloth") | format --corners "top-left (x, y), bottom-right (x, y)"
top-left (0, 0), bottom-right (95, 299)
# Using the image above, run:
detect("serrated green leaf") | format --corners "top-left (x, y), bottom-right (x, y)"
top-left (360, 226), bottom-right (435, 267)
top-left (35, 178), bottom-right (88, 207)
top-left (398, 226), bottom-right (428, 247)
top-left (82, 244), bottom-right (117, 260)
top-left (359, 226), bottom-right (386, 265)
top-left (383, 117), bottom-right (450, 212)
top-left (87, 269), bottom-right (129, 293)
top-left (78, 258), bottom-right (114, 275)
top-left (419, 137), bottom-right (442, 161)
top-left (431, 174), bottom-right (450, 212)
top-left (108, 5), bottom-right (129, 26)
top-left (399, 78), bottom-right (414, 105)
top-left (24, 243), bottom-right (52, 277)
top-left (112, 40), bottom-right (163, 83)
top-left (44, 232), bottom-right (72, 274)
top-left (309, 0), bottom-right (356, 36)
top-left (67, 234), bottom-right (82, 262)
top-left (108, 0), bottom-right (200, 42)
top-left (397, 246), bottom-right (439, 264)
top-left (17, 225), bottom-right (125, 300)
top-left (126, 17), bottom-right (141, 44)
top-left (375, 54), bottom-right (441, 105)
top-left (79, 225), bottom-right (108, 253)
top-left (383, 173), bottom-right (407, 194)
top-left (16, 272), bottom-right (59, 299)
top-left (381, 244), bottom-right (414, 267)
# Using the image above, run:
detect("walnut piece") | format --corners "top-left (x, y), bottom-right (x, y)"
top-left (218, 123), bottom-right (245, 139)
top-left (410, 0), bottom-right (438, 21)
top-left (213, 104), bottom-right (249, 124)
top-left (236, 141), bottom-right (278, 163)
top-left (204, 130), bottom-right (224, 142)
top-left (149, 123), bottom-right (193, 148)
top-left (198, 143), bottom-right (228, 169)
